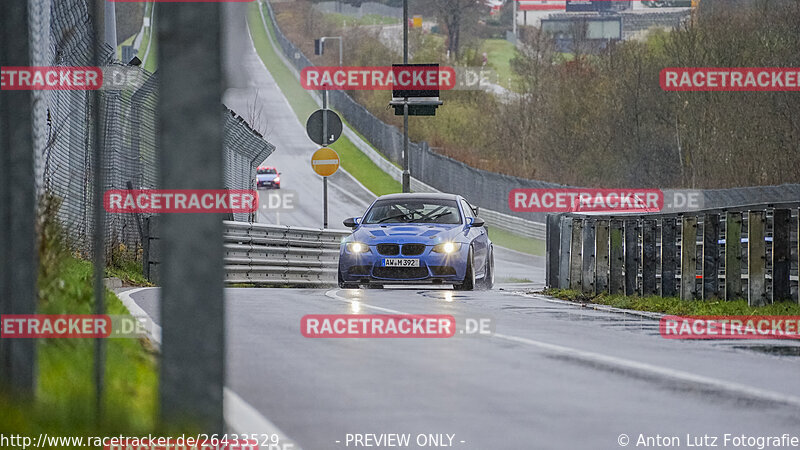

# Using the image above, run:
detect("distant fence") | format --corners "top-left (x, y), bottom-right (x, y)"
top-left (545, 203), bottom-right (800, 305)
top-left (32, 0), bottom-right (274, 257)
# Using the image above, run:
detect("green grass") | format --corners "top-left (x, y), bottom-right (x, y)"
top-left (248, 2), bottom-right (400, 195)
top-left (480, 39), bottom-right (520, 90)
top-left (487, 226), bottom-right (545, 256)
top-left (543, 289), bottom-right (800, 316)
top-left (1, 255), bottom-right (158, 446)
top-left (323, 12), bottom-right (400, 27)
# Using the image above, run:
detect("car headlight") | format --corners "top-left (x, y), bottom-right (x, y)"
top-left (432, 242), bottom-right (461, 254)
top-left (347, 242), bottom-right (369, 253)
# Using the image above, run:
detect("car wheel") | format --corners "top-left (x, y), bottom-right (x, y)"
top-left (454, 247), bottom-right (475, 291)
top-left (478, 247), bottom-right (494, 290)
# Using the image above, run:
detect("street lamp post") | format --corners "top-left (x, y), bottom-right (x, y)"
top-left (402, 0), bottom-right (410, 193)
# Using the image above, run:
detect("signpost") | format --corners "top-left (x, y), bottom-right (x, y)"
top-left (311, 147), bottom-right (340, 228)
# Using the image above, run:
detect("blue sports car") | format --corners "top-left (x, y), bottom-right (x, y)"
top-left (338, 193), bottom-right (494, 290)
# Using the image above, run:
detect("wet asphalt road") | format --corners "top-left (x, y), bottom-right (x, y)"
top-left (128, 285), bottom-right (800, 450)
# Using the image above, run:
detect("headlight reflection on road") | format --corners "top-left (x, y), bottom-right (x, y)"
top-left (351, 301), bottom-right (361, 313)
top-left (443, 291), bottom-right (454, 302)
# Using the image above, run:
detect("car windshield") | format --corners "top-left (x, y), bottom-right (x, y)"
top-left (257, 168), bottom-right (277, 174)
top-left (362, 199), bottom-right (462, 225)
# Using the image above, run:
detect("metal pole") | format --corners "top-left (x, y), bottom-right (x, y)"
top-left (158, 1), bottom-right (225, 432)
top-left (322, 90), bottom-right (329, 228)
top-left (402, 0), bottom-right (410, 193)
top-left (92, 0), bottom-right (107, 421)
top-left (512, 0), bottom-right (517, 38)
top-left (0, 0), bottom-right (37, 397)
top-left (339, 38), bottom-right (343, 66)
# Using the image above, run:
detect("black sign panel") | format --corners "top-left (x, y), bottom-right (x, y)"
top-left (391, 63), bottom-right (440, 98)
top-left (305, 109), bottom-right (343, 146)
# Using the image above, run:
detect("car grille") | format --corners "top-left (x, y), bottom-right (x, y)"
top-left (376, 243), bottom-right (400, 255)
top-left (401, 243), bottom-right (426, 256)
top-left (373, 266), bottom-right (429, 279)
top-left (429, 266), bottom-right (457, 276)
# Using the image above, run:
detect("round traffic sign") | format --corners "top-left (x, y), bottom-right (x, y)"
top-left (311, 147), bottom-right (340, 177)
top-left (306, 109), bottom-right (343, 146)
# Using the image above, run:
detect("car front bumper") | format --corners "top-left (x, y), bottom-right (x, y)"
top-left (338, 245), bottom-right (468, 284)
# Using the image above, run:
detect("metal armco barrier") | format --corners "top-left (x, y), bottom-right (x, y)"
top-left (545, 203), bottom-right (800, 305)
top-left (145, 219), bottom-right (350, 286)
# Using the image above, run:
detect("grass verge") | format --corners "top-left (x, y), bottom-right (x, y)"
top-left (248, 2), bottom-right (400, 196)
top-left (488, 226), bottom-right (545, 256)
top-left (543, 289), bottom-right (800, 316)
top-left (1, 199), bottom-right (157, 445)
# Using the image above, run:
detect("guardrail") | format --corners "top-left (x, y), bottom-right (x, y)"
top-left (144, 218), bottom-right (350, 286)
top-left (545, 202), bottom-right (800, 305)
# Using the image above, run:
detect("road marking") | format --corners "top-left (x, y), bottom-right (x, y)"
top-left (117, 287), bottom-right (303, 449)
top-left (324, 289), bottom-right (800, 408)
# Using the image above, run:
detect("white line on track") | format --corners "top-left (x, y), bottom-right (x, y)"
top-left (117, 288), bottom-right (303, 450)
top-left (324, 288), bottom-right (800, 409)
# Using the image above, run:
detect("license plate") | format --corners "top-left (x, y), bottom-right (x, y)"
top-left (383, 258), bottom-right (420, 267)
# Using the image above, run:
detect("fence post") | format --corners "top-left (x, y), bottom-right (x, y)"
top-left (581, 219), bottom-right (596, 295)
top-left (623, 219), bottom-right (638, 296)
top-left (609, 219), bottom-right (624, 295)
top-left (771, 209), bottom-right (791, 302)
top-left (0, 1), bottom-right (37, 396)
top-left (545, 214), bottom-right (562, 289)
top-left (747, 210), bottom-right (767, 306)
top-left (724, 212), bottom-right (743, 301)
top-left (661, 217), bottom-right (678, 297)
top-left (702, 213), bottom-right (721, 300)
top-left (558, 216), bottom-right (572, 289)
top-left (595, 219), bottom-right (609, 294)
top-left (680, 216), bottom-right (698, 300)
top-left (641, 219), bottom-right (657, 296)
top-left (569, 218), bottom-right (583, 291)
top-left (158, 3), bottom-right (225, 432)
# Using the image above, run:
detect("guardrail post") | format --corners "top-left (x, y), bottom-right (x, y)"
top-left (545, 214), bottom-right (562, 289)
top-left (558, 216), bottom-right (572, 289)
top-left (595, 219), bottom-right (609, 294)
top-left (747, 210), bottom-right (767, 306)
top-left (569, 218), bottom-right (583, 290)
top-left (624, 219), bottom-right (638, 296)
top-left (680, 216), bottom-right (698, 300)
top-left (724, 212), bottom-right (743, 301)
top-left (641, 219), bottom-right (657, 296)
top-left (771, 208), bottom-right (791, 302)
top-left (581, 219), bottom-right (595, 295)
top-left (661, 217), bottom-right (678, 297)
top-left (702, 213), bottom-right (721, 300)
top-left (609, 220), bottom-right (624, 295)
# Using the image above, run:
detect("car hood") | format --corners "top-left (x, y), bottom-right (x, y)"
top-left (257, 174), bottom-right (278, 181)
top-left (352, 223), bottom-right (465, 244)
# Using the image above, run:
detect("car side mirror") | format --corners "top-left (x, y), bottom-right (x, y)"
top-left (472, 206), bottom-right (479, 216)
top-left (470, 217), bottom-right (485, 228)
top-left (343, 217), bottom-right (360, 228)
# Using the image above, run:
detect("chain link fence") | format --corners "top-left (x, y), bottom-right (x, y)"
top-left (30, 0), bottom-right (275, 258)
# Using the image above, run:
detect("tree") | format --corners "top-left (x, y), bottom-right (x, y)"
top-left (434, 0), bottom-right (483, 58)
